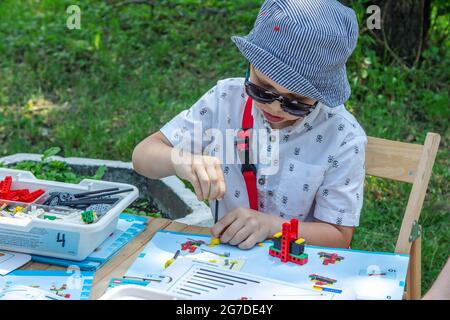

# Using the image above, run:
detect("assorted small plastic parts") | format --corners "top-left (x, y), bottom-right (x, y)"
top-left (0, 174), bottom-right (134, 224)
top-left (40, 187), bottom-right (134, 217)
top-left (0, 202), bottom-right (27, 218)
top-left (0, 168), bottom-right (139, 261)
top-left (269, 218), bottom-right (309, 265)
top-left (0, 171), bottom-right (137, 226)
top-left (0, 201), bottom-right (87, 223)
top-left (0, 176), bottom-right (45, 203)
top-left (28, 205), bottom-right (84, 222)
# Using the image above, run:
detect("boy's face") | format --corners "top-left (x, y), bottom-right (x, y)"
top-left (250, 64), bottom-right (317, 129)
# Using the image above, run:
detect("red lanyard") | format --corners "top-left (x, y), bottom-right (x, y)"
top-left (236, 97), bottom-right (258, 211)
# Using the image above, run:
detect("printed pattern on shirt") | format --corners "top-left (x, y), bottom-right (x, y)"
top-left (159, 78), bottom-right (367, 227)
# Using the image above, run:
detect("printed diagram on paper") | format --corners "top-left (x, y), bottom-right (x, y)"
top-left (0, 270), bottom-right (94, 300)
top-left (154, 259), bottom-right (339, 300)
top-left (125, 230), bottom-right (410, 300)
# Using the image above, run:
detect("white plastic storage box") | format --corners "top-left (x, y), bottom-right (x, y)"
top-left (0, 168), bottom-right (138, 261)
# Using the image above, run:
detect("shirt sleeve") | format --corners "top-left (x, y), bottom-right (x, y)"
top-left (313, 132), bottom-right (367, 227)
top-left (159, 85), bottom-right (218, 155)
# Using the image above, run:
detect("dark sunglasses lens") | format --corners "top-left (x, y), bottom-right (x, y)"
top-left (281, 101), bottom-right (313, 117)
top-left (246, 83), bottom-right (276, 103)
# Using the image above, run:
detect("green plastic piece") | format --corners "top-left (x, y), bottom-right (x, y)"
top-left (81, 210), bottom-right (96, 224)
top-left (289, 252), bottom-right (309, 259)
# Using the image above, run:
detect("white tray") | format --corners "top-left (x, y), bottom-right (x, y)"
top-left (0, 168), bottom-right (138, 261)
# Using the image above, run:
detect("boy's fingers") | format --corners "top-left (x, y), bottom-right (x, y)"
top-left (228, 226), bottom-right (252, 246)
top-left (189, 173), bottom-right (204, 201)
top-left (219, 179), bottom-right (226, 200)
top-left (194, 165), bottom-right (210, 200)
top-left (211, 210), bottom-right (237, 237)
top-left (220, 218), bottom-right (245, 243)
top-left (205, 165), bottom-right (219, 200)
top-left (215, 163), bottom-right (226, 200)
top-left (238, 233), bottom-right (260, 250)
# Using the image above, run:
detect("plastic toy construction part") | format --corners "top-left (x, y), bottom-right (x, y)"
top-left (81, 210), bottom-right (98, 224)
top-left (318, 252), bottom-right (344, 265)
top-left (209, 238), bottom-right (221, 247)
top-left (180, 239), bottom-right (206, 253)
top-left (201, 248), bottom-right (230, 257)
top-left (0, 176), bottom-right (45, 203)
top-left (42, 188), bottom-right (132, 211)
top-left (0, 203), bottom-right (30, 219)
top-left (269, 218), bottom-right (309, 265)
top-left (309, 274), bottom-right (337, 285)
top-left (26, 207), bottom-right (46, 219)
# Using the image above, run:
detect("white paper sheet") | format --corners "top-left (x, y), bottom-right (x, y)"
top-left (0, 251), bottom-right (31, 275)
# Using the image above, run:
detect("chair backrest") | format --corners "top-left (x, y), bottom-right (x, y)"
top-left (365, 132), bottom-right (441, 254)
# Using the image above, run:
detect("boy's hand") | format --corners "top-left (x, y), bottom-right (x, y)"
top-left (172, 152), bottom-right (226, 201)
top-left (210, 208), bottom-right (275, 250)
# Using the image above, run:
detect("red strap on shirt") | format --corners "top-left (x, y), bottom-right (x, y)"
top-left (242, 96), bottom-right (254, 128)
top-left (242, 170), bottom-right (258, 210)
top-left (238, 97), bottom-right (258, 211)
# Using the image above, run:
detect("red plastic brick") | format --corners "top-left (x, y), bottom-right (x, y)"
top-left (0, 176), bottom-right (12, 194)
top-left (19, 189), bottom-right (45, 203)
top-left (15, 189), bottom-right (30, 197)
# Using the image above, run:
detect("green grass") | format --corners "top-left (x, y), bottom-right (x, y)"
top-left (0, 0), bottom-right (448, 292)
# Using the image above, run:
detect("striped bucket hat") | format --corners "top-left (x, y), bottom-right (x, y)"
top-left (231, 0), bottom-right (359, 107)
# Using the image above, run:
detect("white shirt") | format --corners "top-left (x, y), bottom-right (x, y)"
top-left (160, 78), bottom-right (367, 227)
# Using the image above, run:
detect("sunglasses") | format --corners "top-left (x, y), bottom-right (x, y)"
top-left (244, 65), bottom-right (318, 117)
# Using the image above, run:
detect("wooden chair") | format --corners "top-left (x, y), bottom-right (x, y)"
top-left (365, 132), bottom-right (441, 300)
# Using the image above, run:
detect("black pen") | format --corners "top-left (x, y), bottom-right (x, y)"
top-left (214, 199), bottom-right (219, 224)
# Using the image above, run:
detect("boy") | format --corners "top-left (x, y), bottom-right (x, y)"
top-left (132, 0), bottom-right (366, 250)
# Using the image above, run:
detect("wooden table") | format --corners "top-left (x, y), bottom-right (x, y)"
top-left (20, 218), bottom-right (210, 300)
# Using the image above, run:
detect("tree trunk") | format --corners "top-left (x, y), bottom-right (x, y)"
top-left (341, 0), bottom-right (431, 67)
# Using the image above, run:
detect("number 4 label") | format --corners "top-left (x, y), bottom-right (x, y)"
top-left (57, 233), bottom-right (66, 247)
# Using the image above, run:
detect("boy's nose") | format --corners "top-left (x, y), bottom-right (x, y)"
top-left (266, 101), bottom-right (284, 116)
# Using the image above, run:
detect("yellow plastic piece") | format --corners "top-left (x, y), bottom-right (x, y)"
top-left (273, 232), bottom-right (282, 238)
top-left (209, 260), bottom-right (217, 263)
top-left (313, 286), bottom-right (324, 291)
top-left (257, 242), bottom-right (264, 247)
top-left (209, 238), bottom-right (221, 247)
top-left (295, 238), bottom-right (305, 244)
top-left (14, 206), bottom-right (24, 213)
